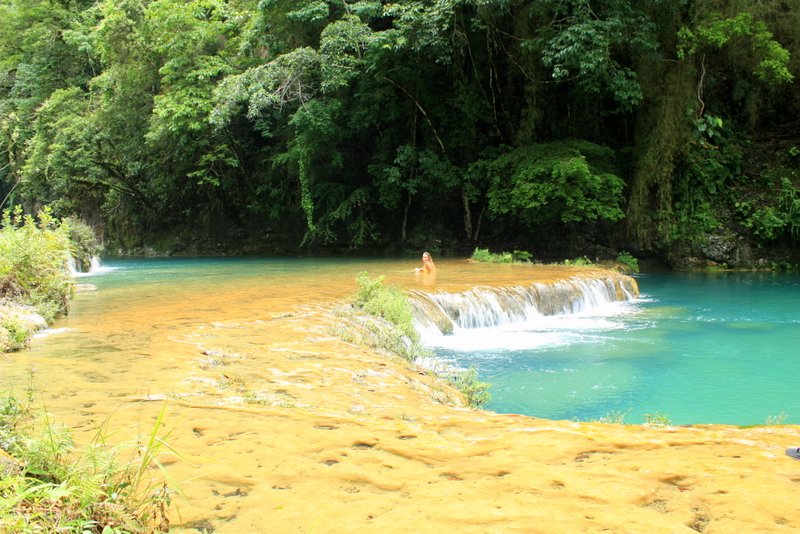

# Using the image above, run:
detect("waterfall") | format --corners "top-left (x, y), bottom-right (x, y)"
top-left (67, 255), bottom-right (115, 277)
top-left (408, 275), bottom-right (639, 337)
top-left (66, 255), bottom-right (80, 276)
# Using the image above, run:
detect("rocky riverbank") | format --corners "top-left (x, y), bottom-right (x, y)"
top-left (0, 301), bottom-right (47, 352)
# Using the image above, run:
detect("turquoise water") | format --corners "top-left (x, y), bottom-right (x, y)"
top-left (62, 260), bottom-right (800, 426)
top-left (436, 271), bottom-right (800, 426)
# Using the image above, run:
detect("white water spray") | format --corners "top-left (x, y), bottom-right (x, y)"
top-left (67, 255), bottom-right (117, 277)
top-left (409, 275), bottom-right (639, 351)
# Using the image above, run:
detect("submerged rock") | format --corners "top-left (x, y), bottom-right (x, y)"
top-left (76, 283), bottom-right (98, 292)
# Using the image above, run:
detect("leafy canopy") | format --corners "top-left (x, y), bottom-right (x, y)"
top-left (486, 141), bottom-right (626, 227)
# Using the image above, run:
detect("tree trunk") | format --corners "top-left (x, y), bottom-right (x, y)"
top-left (462, 189), bottom-right (473, 240)
top-left (474, 204), bottom-right (486, 242)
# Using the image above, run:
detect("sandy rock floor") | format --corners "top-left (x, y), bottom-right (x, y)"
top-left (157, 306), bottom-right (800, 533)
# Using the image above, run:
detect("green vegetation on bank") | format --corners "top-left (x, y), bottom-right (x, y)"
top-left (1, 1), bottom-right (798, 266)
top-left (335, 273), bottom-right (490, 407)
top-left (471, 247), bottom-right (640, 274)
top-left (0, 207), bottom-right (100, 352)
top-left (470, 248), bottom-right (532, 264)
top-left (0, 391), bottom-right (173, 533)
top-left (614, 252), bottom-right (640, 274)
top-left (0, 207), bottom-right (74, 323)
top-left (339, 271), bottom-right (427, 362)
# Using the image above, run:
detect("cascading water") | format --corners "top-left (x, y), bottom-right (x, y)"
top-left (409, 275), bottom-right (639, 339)
top-left (67, 255), bottom-right (116, 277)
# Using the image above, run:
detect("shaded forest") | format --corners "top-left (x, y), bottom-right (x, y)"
top-left (1, 0), bottom-right (799, 266)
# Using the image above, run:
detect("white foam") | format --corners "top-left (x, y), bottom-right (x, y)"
top-left (418, 297), bottom-right (641, 352)
top-left (69, 256), bottom-right (117, 277)
top-left (33, 327), bottom-right (75, 339)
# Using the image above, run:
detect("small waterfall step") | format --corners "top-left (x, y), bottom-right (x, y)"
top-left (409, 273), bottom-right (639, 335)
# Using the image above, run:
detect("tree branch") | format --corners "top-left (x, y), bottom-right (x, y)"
top-left (381, 75), bottom-right (446, 154)
top-left (696, 53), bottom-right (706, 117)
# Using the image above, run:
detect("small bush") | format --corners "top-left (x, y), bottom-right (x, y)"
top-left (344, 274), bottom-right (493, 408)
top-left (0, 318), bottom-right (29, 352)
top-left (615, 251), bottom-right (640, 273)
top-left (447, 368), bottom-right (491, 408)
top-left (471, 247), bottom-right (532, 264)
top-left (563, 256), bottom-right (594, 267)
top-left (335, 273), bottom-right (430, 362)
top-left (0, 207), bottom-right (75, 323)
top-left (354, 272), bottom-right (418, 341)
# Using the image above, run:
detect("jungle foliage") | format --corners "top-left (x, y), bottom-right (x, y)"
top-left (1, 0), bottom-right (799, 262)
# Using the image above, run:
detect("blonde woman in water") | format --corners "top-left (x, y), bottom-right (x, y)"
top-left (415, 251), bottom-right (436, 274)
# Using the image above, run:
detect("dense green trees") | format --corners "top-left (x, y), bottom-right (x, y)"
top-left (1, 0), bottom-right (798, 263)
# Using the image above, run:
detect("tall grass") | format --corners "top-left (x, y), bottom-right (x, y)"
top-left (0, 391), bottom-right (176, 533)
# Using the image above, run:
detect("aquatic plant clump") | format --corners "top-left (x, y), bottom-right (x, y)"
top-left (339, 273), bottom-right (492, 408)
top-left (336, 272), bottom-right (429, 362)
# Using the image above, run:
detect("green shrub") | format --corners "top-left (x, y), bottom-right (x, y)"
top-left (0, 318), bottom-right (29, 352)
top-left (471, 247), bottom-right (532, 264)
top-left (563, 256), bottom-right (594, 267)
top-left (345, 273), bottom-right (493, 408)
top-left (0, 206), bottom-right (75, 323)
top-left (735, 177), bottom-right (800, 242)
top-left (511, 250), bottom-right (533, 262)
top-left (486, 141), bottom-right (626, 228)
top-left (338, 273), bottom-right (430, 362)
top-left (615, 251), bottom-right (640, 273)
top-left (446, 368), bottom-right (492, 408)
top-left (354, 272), bottom-right (417, 341)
